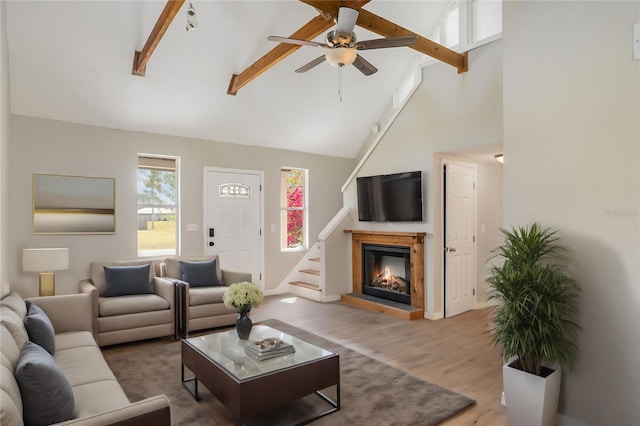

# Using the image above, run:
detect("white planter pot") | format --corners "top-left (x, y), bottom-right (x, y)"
top-left (503, 363), bottom-right (561, 426)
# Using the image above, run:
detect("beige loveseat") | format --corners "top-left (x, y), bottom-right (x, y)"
top-left (162, 255), bottom-right (252, 337)
top-left (0, 291), bottom-right (170, 425)
top-left (80, 260), bottom-right (175, 346)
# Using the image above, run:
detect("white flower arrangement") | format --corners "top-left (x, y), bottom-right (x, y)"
top-left (223, 281), bottom-right (264, 313)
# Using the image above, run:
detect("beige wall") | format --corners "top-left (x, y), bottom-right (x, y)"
top-left (503, 1), bottom-right (640, 424)
top-left (8, 116), bottom-right (354, 296)
top-left (1, 0), bottom-right (10, 297)
top-left (343, 39), bottom-right (504, 316)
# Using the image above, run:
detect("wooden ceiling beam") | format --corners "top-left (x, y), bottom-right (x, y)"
top-left (227, 14), bottom-right (334, 95)
top-left (132, 0), bottom-right (185, 77)
top-left (356, 9), bottom-right (468, 73)
top-left (227, 0), bottom-right (467, 94)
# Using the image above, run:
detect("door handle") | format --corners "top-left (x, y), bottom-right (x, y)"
top-left (444, 247), bottom-right (457, 253)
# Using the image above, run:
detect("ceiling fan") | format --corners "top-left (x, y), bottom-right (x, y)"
top-left (267, 7), bottom-right (418, 76)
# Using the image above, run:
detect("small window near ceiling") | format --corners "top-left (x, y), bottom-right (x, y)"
top-left (443, 7), bottom-right (459, 47)
top-left (280, 168), bottom-right (307, 251)
top-left (430, 3), bottom-right (459, 48)
top-left (470, 0), bottom-right (502, 43)
top-left (137, 155), bottom-right (179, 257)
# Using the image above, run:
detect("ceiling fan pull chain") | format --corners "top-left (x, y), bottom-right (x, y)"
top-left (338, 65), bottom-right (343, 102)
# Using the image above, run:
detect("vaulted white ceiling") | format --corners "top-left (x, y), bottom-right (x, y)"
top-left (5, 1), bottom-right (453, 158)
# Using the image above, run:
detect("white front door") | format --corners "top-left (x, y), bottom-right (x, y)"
top-left (204, 168), bottom-right (263, 289)
top-left (444, 162), bottom-right (476, 317)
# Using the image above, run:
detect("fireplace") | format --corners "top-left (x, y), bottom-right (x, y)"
top-left (343, 230), bottom-right (426, 320)
top-left (362, 244), bottom-right (411, 305)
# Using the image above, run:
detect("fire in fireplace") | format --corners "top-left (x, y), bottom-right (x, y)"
top-left (362, 244), bottom-right (411, 305)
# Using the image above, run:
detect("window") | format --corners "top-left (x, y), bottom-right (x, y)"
top-left (470, 0), bottom-right (502, 44)
top-left (430, 3), bottom-right (459, 48)
top-left (137, 155), bottom-right (179, 257)
top-left (280, 168), bottom-right (307, 251)
top-left (429, 0), bottom-right (502, 51)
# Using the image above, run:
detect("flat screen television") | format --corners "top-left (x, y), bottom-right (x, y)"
top-left (357, 171), bottom-right (423, 222)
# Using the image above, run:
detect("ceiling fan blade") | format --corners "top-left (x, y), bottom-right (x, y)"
top-left (352, 54), bottom-right (377, 76)
top-left (356, 35), bottom-right (418, 50)
top-left (267, 36), bottom-right (325, 48)
top-left (295, 55), bottom-right (326, 73)
top-left (336, 7), bottom-right (359, 34)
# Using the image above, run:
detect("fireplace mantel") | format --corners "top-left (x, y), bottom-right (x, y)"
top-left (343, 230), bottom-right (426, 319)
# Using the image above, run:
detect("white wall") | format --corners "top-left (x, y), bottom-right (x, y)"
top-left (503, 1), bottom-right (640, 424)
top-left (475, 159), bottom-right (503, 302)
top-left (8, 116), bottom-right (354, 297)
top-left (342, 39), bottom-right (504, 316)
top-left (0, 0), bottom-right (10, 297)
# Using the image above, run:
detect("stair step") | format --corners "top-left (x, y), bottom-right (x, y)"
top-left (299, 268), bottom-right (320, 276)
top-left (309, 257), bottom-right (321, 262)
top-left (289, 281), bottom-right (321, 291)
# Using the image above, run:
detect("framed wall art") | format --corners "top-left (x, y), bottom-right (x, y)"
top-left (33, 174), bottom-right (115, 234)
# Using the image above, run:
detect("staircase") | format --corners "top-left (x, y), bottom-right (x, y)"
top-left (277, 207), bottom-right (353, 303)
top-left (286, 245), bottom-right (325, 301)
top-left (289, 257), bottom-right (322, 292)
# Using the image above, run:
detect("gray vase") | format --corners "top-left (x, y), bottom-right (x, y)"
top-left (236, 311), bottom-right (252, 340)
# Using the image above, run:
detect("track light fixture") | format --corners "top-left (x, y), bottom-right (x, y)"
top-left (186, 2), bottom-right (198, 32)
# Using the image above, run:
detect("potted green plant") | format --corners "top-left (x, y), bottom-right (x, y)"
top-left (487, 223), bottom-right (581, 426)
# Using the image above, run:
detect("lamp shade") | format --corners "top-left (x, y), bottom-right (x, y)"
top-left (23, 248), bottom-right (69, 272)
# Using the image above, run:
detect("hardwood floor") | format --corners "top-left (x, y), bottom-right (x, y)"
top-left (256, 294), bottom-right (509, 425)
top-left (103, 294), bottom-right (509, 425)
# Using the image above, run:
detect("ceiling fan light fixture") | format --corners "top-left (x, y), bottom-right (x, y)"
top-left (325, 47), bottom-right (357, 68)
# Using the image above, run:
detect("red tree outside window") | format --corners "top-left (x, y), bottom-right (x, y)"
top-left (286, 170), bottom-right (304, 248)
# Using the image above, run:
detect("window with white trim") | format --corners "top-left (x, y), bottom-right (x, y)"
top-left (470, 0), bottom-right (502, 44)
top-left (137, 155), bottom-right (179, 257)
top-left (280, 167), bottom-right (307, 251)
top-left (430, 0), bottom-right (502, 51)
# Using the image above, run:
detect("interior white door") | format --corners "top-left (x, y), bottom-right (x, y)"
top-left (444, 162), bottom-right (476, 317)
top-left (205, 169), bottom-right (262, 288)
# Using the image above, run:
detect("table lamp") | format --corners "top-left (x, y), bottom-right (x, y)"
top-left (22, 248), bottom-right (69, 296)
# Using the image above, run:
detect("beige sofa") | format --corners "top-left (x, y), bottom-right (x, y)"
top-left (162, 255), bottom-right (252, 337)
top-left (80, 260), bottom-right (175, 346)
top-left (0, 291), bottom-right (170, 425)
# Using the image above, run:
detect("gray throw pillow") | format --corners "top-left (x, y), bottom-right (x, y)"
top-left (103, 264), bottom-right (153, 297)
top-left (24, 301), bottom-right (56, 355)
top-left (16, 341), bottom-right (76, 425)
top-left (179, 260), bottom-right (223, 287)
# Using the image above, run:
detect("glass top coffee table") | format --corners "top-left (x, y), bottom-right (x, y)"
top-left (181, 324), bottom-right (340, 425)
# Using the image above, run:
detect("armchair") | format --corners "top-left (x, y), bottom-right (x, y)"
top-left (162, 255), bottom-right (252, 337)
top-left (79, 260), bottom-right (175, 346)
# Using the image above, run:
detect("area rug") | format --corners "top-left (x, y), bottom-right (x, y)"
top-left (105, 319), bottom-right (475, 425)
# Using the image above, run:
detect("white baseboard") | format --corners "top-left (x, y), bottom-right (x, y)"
top-left (424, 311), bottom-right (444, 320)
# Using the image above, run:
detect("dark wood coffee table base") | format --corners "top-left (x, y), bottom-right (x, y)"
top-left (181, 340), bottom-right (340, 425)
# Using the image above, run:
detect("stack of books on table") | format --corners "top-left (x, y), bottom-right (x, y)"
top-left (243, 337), bottom-right (295, 361)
